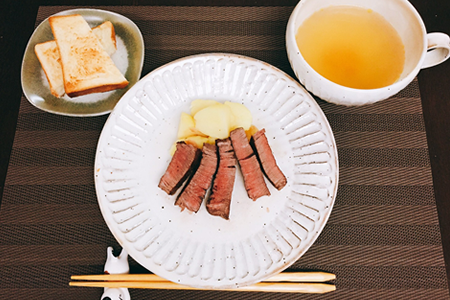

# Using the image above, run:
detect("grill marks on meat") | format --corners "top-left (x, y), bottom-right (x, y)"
top-left (175, 143), bottom-right (218, 213)
top-left (251, 129), bottom-right (287, 190)
top-left (207, 138), bottom-right (237, 220)
top-left (158, 142), bottom-right (201, 195)
top-left (230, 128), bottom-right (270, 200)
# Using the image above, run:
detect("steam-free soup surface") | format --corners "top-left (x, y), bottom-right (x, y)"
top-left (296, 6), bottom-right (405, 89)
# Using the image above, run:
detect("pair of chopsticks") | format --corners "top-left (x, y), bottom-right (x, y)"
top-left (70, 271), bottom-right (336, 294)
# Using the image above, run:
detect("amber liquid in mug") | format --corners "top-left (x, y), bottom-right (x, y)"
top-left (296, 6), bottom-right (405, 89)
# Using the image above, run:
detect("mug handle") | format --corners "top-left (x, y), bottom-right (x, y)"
top-left (421, 32), bottom-right (450, 69)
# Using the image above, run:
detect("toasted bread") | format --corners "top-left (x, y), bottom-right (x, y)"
top-left (92, 21), bottom-right (117, 57)
top-left (35, 21), bottom-right (118, 97)
top-left (48, 14), bottom-right (128, 97)
top-left (35, 40), bottom-right (66, 97)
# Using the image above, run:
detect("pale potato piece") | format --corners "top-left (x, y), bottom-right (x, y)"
top-left (207, 136), bottom-right (217, 144)
top-left (190, 99), bottom-right (220, 116)
top-left (225, 101), bottom-right (253, 130)
top-left (190, 127), bottom-right (209, 137)
top-left (194, 104), bottom-right (234, 139)
top-left (169, 143), bottom-right (177, 156)
top-left (245, 125), bottom-right (259, 140)
top-left (185, 135), bottom-right (215, 149)
top-left (177, 112), bottom-right (196, 139)
top-left (170, 100), bottom-right (255, 154)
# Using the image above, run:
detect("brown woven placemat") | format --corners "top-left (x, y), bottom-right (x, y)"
top-left (0, 5), bottom-right (448, 299)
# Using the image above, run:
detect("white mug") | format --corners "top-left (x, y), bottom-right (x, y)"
top-left (286, 0), bottom-right (450, 106)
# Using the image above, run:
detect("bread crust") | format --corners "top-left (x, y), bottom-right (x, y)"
top-left (67, 82), bottom-right (129, 97)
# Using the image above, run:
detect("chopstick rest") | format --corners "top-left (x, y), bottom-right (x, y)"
top-left (101, 247), bottom-right (131, 300)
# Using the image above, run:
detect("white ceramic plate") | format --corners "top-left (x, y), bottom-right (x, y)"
top-left (21, 8), bottom-right (144, 117)
top-left (95, 53), bottom-right (338, 289)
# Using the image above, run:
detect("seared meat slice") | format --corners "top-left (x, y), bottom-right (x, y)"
top-left (207, 138), bottom-right (237, 220)
top-left (158, 142), bottom-right (201, 195)
top-left (175, 143), bottom-right (218, 212)
top-left (230, 127), bottom-right (270, 200)
top-left (251, 129), bottom-right (287, 190)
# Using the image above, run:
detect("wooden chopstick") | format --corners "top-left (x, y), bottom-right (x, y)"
top-left (69, 271), bottom-right (336, 294)
top-left (69, 281), bottom-right (335, 294)
top-left (71, 271), bottom-right (335, 283)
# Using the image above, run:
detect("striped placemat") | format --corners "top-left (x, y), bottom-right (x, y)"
top-left (0, 5), bottom-right (448, 299)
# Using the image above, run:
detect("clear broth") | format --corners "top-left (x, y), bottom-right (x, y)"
top-left (296, 6), bottom-right (405, 89)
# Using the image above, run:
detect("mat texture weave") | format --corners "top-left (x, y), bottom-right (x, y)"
top-left (0, 5), bottom-right (448, 299)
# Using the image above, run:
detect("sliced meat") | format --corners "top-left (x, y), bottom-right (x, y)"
top-left (229, 128), bottom-right (253, 161)
top-left (230, 127), bottom-right (270, 200)
top-left (207, 138), bottom-right (237, 220)
top-left (251, 129), bottom-right (287, 190)
top-left (175, 143), bottom-right (218, 212)
top-left (158, 142), bottom-right (201, 195)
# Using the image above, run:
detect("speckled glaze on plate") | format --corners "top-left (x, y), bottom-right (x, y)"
top-left (95, 53), bottom-right (338, 289)
top-left (21, 8), bottom-right (144, 117)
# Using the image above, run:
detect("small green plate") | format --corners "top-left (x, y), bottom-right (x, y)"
top-left (21, 8), bottom-right (144, 117)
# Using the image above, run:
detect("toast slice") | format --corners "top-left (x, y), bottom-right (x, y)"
top-left (91, 21), bottom-right (117, 57)
top-left (35, 21), bottom-right (118, 97)
top-left (48, 14), bottom-right (128, 97)
top-left (35, 40), bottom-right (66, 97)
